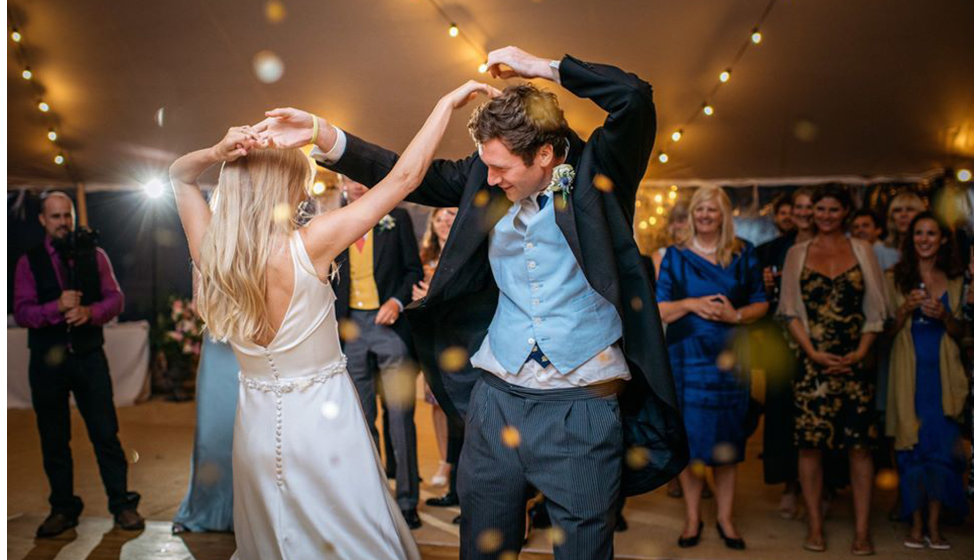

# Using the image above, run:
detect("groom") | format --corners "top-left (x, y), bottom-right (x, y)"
top-left (266, 46), bottom-right (688, 559)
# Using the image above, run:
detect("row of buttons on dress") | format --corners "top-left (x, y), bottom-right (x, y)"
top-left (265, 349), bottom-right (285, 488)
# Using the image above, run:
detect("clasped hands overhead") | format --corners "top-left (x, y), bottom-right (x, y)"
top-left (208, 46), bottom-right (558, 161)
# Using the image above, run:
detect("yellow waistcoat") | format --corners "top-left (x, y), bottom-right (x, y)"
top-left (349, 231), bottom-right (380, 310)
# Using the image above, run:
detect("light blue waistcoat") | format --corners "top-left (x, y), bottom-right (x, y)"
top-left (487, 195), bottom-right (622, 374)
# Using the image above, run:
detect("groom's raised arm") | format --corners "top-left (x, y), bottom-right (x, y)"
top-left (314, 129), bottom-right (478, 208)
top-left (558, 55), bottom-right (656, 211)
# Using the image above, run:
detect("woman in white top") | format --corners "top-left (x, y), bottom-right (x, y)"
top-left (169, 80), bottom-right (497, 560)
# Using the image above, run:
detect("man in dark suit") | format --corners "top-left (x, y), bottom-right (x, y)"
top-left (263, 45), bottom-right (688, 560)
top-left (332, 175), bottom-right (424, 528)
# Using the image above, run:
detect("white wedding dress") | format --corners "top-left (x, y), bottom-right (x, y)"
top-left (227, 231), bottom-right (419, 560)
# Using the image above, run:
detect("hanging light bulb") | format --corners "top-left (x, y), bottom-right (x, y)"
top-left (670, 184), bottom-right (678, 191)
top-left (668, 191), bottom-right (677, 200)
top-left (658, 152), bottom-right (669, 164)
top-left (448, 23), bottom-right (459, 37)
top-left (38, 101), bottom-right (50, 112)
top-left (11, 29), bottom-right (22, 43)
top-left (671, 129), bottom-right (683, 142)
top-left (751, 28), bottom-right (762, 44)
top-left (654, 193), bottom-right (663, 203)
top-left (956, 169), bottom-right (972, 182)
top-left (47, 129), bottom-right (57, 142)
top-left (719, 69), bottom-right (731, 83)
top-left (703, 104), bottom-right (714, 116)
top-left (22, 67), bottom-right (32, 80)
top-left (54, 153), bottom-right (65, 165)
top-left (478, 62), bottom-right (488, 73)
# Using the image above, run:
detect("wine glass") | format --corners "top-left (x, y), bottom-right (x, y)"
top-left (914, 282), bottom-right (930, 324)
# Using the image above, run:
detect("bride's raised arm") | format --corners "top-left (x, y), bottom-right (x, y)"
top-left (169, 126), bottom-right (261, 264)
top-left (263, 80), bottom-right (498, 270)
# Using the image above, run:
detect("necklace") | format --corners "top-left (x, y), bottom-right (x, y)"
top-left (691, 237), bottom-right (718, 254)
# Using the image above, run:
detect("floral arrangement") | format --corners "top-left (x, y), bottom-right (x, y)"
top-left (151, 296), bottom-right (205, 399)
top-left (376, 213), bottom-right (396, 232)
top-left (164, 297), bottom-right (204, 358)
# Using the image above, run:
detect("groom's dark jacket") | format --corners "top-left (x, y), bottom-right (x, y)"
top-left (320, 55), bottom-right (688, 495)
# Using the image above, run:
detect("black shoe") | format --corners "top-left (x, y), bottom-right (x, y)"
top-left (677, 521), bottom-right (703, 548)
top-left (716, 522), bottom-right (746, 550)
top-left (425, 493), bottom-right (459, 507)
top-left (615, 512), bottom-right (628, 532)
top-left (36, 512), bottom-right (79, 538)
top-left (452, 514), bottom-right (461, 525)
top-left (528, 501), bottom-right (551, 529)
top-left (401, 508), bottom-right (422, 529)
top-left (115, 508), bottom-right (145, 531)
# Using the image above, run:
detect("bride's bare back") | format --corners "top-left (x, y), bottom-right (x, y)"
top-left (254, 237), bottom-right (296, 347)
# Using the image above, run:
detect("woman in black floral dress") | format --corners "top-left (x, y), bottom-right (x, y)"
top-left (777, 185), bottom-right (887, 555)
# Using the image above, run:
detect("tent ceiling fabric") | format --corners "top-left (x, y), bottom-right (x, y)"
top-left (7, 0), bottom-right (973, 190)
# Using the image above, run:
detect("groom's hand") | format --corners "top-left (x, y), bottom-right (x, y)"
top-left (375, 299), bottom-right (401, 326)
top-left (486, 46), bottom-right (557, 82)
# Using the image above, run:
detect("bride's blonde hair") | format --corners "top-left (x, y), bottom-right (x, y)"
top-left (196, 148), bottom-right (313, 343)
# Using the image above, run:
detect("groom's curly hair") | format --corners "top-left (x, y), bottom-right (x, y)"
top-left (467, 83), bottom-right (572, 166)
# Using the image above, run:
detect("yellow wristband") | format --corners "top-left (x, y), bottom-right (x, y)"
top-left (310, 113), bottom-right (319, 146)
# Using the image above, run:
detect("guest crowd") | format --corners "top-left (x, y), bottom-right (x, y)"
top-left (656, 184), bottom-right (972, 554)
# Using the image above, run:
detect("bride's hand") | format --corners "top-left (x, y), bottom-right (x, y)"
top-left (253, 108), bottom-right (322, 149)
top-left (212, 126), bottom-right (261, 162)
top-left (441, 80), bottom-right (501, 110)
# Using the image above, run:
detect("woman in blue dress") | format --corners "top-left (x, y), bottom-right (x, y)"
top-left (172, 333), bottom-right (240, 533)
top-left (657, 186), bottom-right (768, 550)
top-left (886, 212), bottom-right (968, 550)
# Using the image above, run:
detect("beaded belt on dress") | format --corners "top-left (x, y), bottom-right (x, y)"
top-left (238, 357), bottom-right (348, 394)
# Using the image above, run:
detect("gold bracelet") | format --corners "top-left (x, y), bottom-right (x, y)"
top-left (310, 113), bottom-right (319, 145)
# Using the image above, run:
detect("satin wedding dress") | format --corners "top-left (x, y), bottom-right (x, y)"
top-left (227, 231), bottom-right (419, 560)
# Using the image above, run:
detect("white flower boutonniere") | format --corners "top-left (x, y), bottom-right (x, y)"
top-left (377, 214), bottom-right (396, 232)
top-left (547, 164), bottom-right (575, 203)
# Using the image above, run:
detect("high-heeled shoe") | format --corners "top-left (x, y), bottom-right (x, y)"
top-left (677, 521), bottom-right (703, 548)
top-left (717, 522), bottom-right (746, 550)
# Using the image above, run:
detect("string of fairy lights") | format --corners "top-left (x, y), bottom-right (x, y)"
top-left (421, 0), bottom-right (490, 73)
top-left (655, 0), bottom-right (779, 166)
top-left (8, 10), bottom-right (79, 183)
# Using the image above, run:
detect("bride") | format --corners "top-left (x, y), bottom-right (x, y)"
top-left (169, 80), bottom-right (498, 559)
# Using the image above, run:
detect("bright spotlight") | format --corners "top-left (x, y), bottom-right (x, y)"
top-left (143, 178), bottom-right (166, 199)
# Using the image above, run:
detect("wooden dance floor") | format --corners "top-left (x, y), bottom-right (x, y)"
top-left (8, 399), bottom-right (973, 559)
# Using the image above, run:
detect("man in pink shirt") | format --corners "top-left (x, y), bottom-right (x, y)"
top-left (13, 192), bottom-right (144, 537)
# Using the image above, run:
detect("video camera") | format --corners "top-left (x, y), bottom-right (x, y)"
top-left (52, 226), bottom-right (101, 289)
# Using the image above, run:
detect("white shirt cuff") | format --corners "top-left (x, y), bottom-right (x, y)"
top-left (549, 59), bottom-right (562, 85)
top-left (309, 126), bottom-right (347, 165)
top-left (390, 297), bottom-right (404, 312)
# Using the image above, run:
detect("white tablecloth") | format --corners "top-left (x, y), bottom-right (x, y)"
top-left (7, 321), bottom-right (151, 409)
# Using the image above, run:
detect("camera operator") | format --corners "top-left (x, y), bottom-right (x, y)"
top-left (13, 191), bottom-right (143, 537)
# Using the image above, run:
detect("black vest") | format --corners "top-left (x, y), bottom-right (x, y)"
top-left (26, 243), bottom-right (105, 355)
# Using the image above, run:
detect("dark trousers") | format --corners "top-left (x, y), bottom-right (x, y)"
top-left (458, 374), bottom-right (623, 560)
top-left (28, 346), bottom-right (138, 516)
top-left (345, 310), bottom-right (419, 510)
